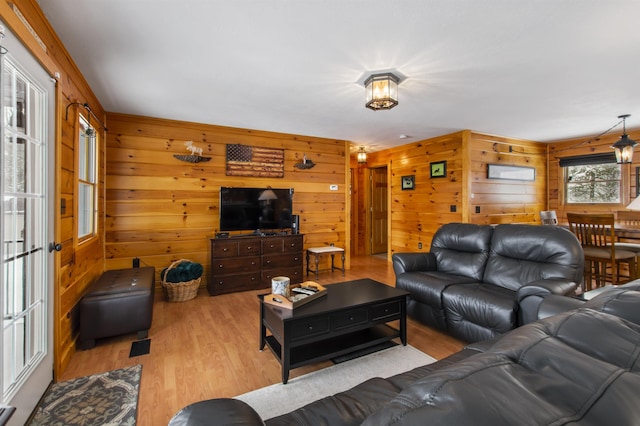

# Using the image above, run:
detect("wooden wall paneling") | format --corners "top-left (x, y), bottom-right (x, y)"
top-left (105, 113), bottom-right (349, 287)
top-left (1, 0), bottom-right (108, 377)
top-left (547, 128), bottom-right (640, 223)
top-left (468, 132), bottom-right (546, 225)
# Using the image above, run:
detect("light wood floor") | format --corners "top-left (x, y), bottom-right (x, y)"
top-left (59, 255), bottom-right (465, 425)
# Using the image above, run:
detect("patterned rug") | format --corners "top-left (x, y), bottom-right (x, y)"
top-left (28, 364), bottom-right (142, 426)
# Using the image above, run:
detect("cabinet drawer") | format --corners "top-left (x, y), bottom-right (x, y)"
top-left (263, 253), bottom-right (303, 268)
top-left (262, 266), bottom-right (303, 284)
top-left (238, 240), bottom-right (261, 255)
top-left (262, 238), bottom-right (284, 254)
top-left (291, 316), bottom-right (329, 340)
top-left (212, 240), bottom-right (238, 258)
top-left (332, 308), bottom-right (368, 331)
top-left (283, 235), bottom-right (304, 253)
top-left (214, 256), bottom-right (260, 274)
top-left (210, 272), bottom-right (262, 294)
top-left (370, 301), bottom-right (401, 320)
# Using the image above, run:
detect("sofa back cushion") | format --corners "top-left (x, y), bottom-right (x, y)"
top-left (431, 223), bottom-right (493, 281)
top-left (483, 224), bottom-right (584, 291)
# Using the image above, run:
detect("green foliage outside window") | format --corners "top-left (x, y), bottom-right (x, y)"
top-left (566, 163), bottom-right (621, 203)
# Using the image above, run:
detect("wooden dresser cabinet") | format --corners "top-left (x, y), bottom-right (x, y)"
top-left (208, 234), bottom-right (304, 295)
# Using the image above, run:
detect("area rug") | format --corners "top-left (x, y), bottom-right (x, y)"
top-left (235, 344), bottom-right (435, 420)
top-left (28, 364), bottom-right (142, 426)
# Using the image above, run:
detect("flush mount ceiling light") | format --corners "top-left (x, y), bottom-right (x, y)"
top-left (611, 114), bottom-right (637, 164)
top-left (364, 72), bottom-right (399, 111)
top-left (357, 146), bottom-right (367, 163)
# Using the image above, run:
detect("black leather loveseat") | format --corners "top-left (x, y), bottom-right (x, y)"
top-left (169, 284), bottom-right (640, 425)
top-left (392, 223), bottom-right (584, 342)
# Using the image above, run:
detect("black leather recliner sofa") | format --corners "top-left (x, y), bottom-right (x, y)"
top-left (392, 223), bottom-right (584, 342)
top-left (168, 283), bottom-right (640, 425)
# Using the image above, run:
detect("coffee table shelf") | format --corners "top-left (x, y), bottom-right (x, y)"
top-left (264, 324), bottom-right (399, 369)
top-left (259, 279), bottom-right (408, 384)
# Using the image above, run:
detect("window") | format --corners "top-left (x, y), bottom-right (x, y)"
top-left (78, 115), bottom-right (97, 239)
top-left (562, 153), bottom-right (621, 204)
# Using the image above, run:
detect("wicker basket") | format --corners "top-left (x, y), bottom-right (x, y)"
top-left (161, 259), bottom-right (201, 302)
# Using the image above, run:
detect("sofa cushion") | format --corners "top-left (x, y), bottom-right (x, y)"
top-left (265, 377), bottom-right (400, 426)
top-left (363, 308), bottom-right (640, 425)
top-left (442, 283), bottom-right (516, 341)
top-left (483, 224), bottom-right (584, 291)
top-left (431, 223), bottom-right (493, 281)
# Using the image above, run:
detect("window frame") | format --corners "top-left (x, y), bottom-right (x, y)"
top-left (76, 113), bottom-right (97, 242)
top-left (561, 153), bottom-right (629, 207)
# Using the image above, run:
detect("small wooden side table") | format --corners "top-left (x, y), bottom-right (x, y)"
top-left (306, 246), bottom-right (345, 280)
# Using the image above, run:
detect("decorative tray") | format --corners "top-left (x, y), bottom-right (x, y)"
top-left (263, 281), bottom-right (326, 310)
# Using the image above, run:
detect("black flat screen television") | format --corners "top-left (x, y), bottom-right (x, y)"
top-left (219, 187), bottom-right (293, 232)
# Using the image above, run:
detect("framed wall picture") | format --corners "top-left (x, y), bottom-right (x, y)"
top-left (430, 161), bottom-right (446, 178)
top-left (401, 175), bottom-right (415, 190)
top-left (487, 164), bottom-right (535, 181)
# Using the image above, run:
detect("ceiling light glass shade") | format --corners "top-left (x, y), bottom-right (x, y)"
top-left (612, 134), bottom-right (637, 164)
top-left (365, 73), bottom-right (399, 111)
top-left (357, 146), bottom-right (367, 163)
top-left (611, 114), bottom-right (637, 164)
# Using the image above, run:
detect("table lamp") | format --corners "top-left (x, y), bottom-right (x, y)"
top-left (626, 197), bottom-right (640, 211)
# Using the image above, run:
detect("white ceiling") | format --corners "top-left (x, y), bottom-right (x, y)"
top-left (37, 0), bottom-right (640, 152)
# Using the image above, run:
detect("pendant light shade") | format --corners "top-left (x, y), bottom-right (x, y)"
top-left (611, 114), bottom-right (637, 164)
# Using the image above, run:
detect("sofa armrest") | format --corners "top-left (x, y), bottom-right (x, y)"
top-left (537, 295), bottom-right (586, 320)
top-left (516, 278), bottom-right (578, 325)
top-left (392, 252), bottom-right (437, 275)
top-left (169, 398), bottom-right (264, 426)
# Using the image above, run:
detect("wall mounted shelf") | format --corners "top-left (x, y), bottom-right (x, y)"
top-left (294, 159), bottom-right (315, 169)
top-left (174, 154), bottom-right (211, 163)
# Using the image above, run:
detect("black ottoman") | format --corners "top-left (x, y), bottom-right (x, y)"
top-left (79, 267), bottom-right (155, 349)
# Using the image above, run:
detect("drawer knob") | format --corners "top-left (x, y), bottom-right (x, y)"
top-left (266, 260), bottom-right (271, 264)
top-left (294, 257), bottom-right (299, 261)
top-left (349, 316), bottom-right (354, 321)
top-left (308, 326), bottom-right (313, 331)
top-left (218, 264), bottom-right (224, 268)
top-left (247, 246), bottom-right (252, 250)
top-left (223, 248), bottom-right (228, 252)
top-left (270, 244), bottom-right (275, 248)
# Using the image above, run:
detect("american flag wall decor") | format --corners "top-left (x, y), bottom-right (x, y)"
top-left (226, 144), bottom-right (285, 178)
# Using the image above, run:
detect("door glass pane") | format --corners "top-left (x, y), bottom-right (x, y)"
top-left (2, 58), bottom-right (48, 402)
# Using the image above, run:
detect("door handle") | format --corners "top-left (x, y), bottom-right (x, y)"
top-left (48, 242), bottom-right (62, 253)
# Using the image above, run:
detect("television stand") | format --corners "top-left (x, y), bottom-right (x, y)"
top-left (209, 234), bottom-right (304, 295)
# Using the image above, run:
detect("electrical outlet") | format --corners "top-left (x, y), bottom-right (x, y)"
top-left (418, 242), bottom-right (422, 249)
top-left (450, 205), bottom-right (456, 213)
top-left (329, 184), bottom-right (338, 191)
top-left (476, 206), bottom-right (481, 213)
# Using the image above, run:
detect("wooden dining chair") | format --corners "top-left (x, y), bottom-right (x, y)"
top-left (613, 210), bottom-right (640, 278)
top-left (616, 210), bottom-right (640, 226)
top-left (566, 213), bottom-right (637, 290)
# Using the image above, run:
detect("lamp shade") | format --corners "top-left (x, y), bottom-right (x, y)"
top-left (626, 197), bottom-right (640, 211)
top-left (258, 189), bottom-right (277, 201)
top-left (365, 73), bottom-right (399, 111)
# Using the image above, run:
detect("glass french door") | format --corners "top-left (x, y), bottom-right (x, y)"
top-left (1, 23), bottom-right (55, 425)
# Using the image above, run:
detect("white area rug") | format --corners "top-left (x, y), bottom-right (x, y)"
top-left (235, 344), bottom-right (435, 420)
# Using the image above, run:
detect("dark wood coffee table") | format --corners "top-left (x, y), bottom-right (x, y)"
top-left (259, 278), bottom-right (408, 384)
